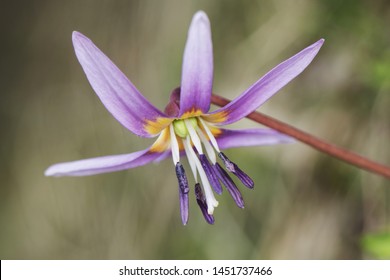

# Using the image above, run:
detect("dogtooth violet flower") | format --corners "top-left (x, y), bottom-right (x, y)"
top-left (45, 11), bottom-right (324, 225)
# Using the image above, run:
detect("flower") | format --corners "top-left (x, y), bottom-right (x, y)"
top-left (45, 11), bottom-right (324, 225)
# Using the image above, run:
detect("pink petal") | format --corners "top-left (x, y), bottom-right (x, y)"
top-left (45, 148), bottom-right (163, 177)
top-left (179, 11), bottom-right (213, 116)
top-left (206, 39), bottom-right (324, 124)
top-left (216, 128), bottom-right (294, 150)
top-left (73, 31), bottom-right (171, 137)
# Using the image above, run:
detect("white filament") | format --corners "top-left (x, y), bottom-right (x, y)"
top-left (195, 126), bottom-right (217, 164)
top-left (184, 119), bottom-right (203, 154)
top-left (198, 118), bottom-right (221, 153)
top-left (183, 137), bottom-right (198, 183)
top-left (169, 124), bottom-right (180, 164)
top-left (184, 136), bottom-right (219, 214)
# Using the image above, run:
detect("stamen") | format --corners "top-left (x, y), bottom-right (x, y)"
top-left (175, 162), bottom-right (189, 225)
top-left (199, 117), bottom-right (221, 153)
top-left (195, 183), bottom-right (215, 224)
top-left (215, 163), bottom-right (244, 208)
top-left (195, 126), bottom-right (216, 164)
top-left (218, 152), bottom-right (254, 189)
top-left (184, 136), bottom-right (218, 214)
top-left (169, 124), bottom-right (180, 164)
top-left (199, 154), bottom-right (222, 195)
top-left (184, 119), bottom-right (203, 154)
top-left (183, 136), bottom-right (198, 182)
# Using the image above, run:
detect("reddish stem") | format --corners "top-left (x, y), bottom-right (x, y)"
top-left (211, 94), bottom-right (390, 179)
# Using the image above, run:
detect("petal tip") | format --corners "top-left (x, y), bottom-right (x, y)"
top-left (317, 38), bottom-right (325, 46)
top-left (314, 38), bottom-right (325, 49)
top-left (72, 31), bottom-right (83, 41)
top-left (308, 38), bottom-right (325, 59)
top-left (193, 10), bottom-right (209, 21)
top-left (191, 11), bottom-right (210, 28)
top-left (181, 219), bottom-right (188, 226)
top-left (44, 164), bottom-right (65, 177)
top-left (44, 166), bottom-right (56, 177)
top-left (72, 31), bottom-right (90, 47)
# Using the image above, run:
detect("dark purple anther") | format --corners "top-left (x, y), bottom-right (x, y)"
top-left (195, 183), bottom-right (215, 224)
top-left (214, 163), bottom-right (244, 208)
top-left (199, 154), bottom-right (222, 194)
top-left (175, 162), bottom-right (189, 225)
top-left (218, 152), bottom-right (254, 189)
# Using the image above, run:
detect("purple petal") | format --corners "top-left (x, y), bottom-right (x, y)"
top-left (179, 11), bottom-right (213, 116)
top-left (72, 31), bottom-right (171, 137)
top-left (216, 128), bottom-right (294, 150)
top-left (153, 150), bottom-right (171, 163)
top-left (45, 148), bottom-right (163, 177)
top-left (205, 39), bottom-right (324, 124)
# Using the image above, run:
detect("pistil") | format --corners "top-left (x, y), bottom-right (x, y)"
top-left (171, 115), bottom-right (253, 222)
top-left (184, 136), bottom-right (219, 214)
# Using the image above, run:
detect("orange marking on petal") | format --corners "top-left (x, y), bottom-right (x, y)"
top-left (144, 117), bottom-right (173, 136)
top-left (202, 110), bottom-right (229, 124)
top-left (150, 127), bottom-right (171, 153)
top-left (180, 108), bottom-right (203, 119)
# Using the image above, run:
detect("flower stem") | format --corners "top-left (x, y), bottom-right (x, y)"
top-left (211, 94), bottom-right (390, 180)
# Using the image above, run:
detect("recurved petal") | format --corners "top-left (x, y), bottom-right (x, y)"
top-left (73, 31), bottom-right (171, 137)
top-left (216, 128), bottom-right (294, 150)
top-left (179, 11), bottom-right (213, 116)
top-left (205, 39), bottom-right (324, 125)
top-left (44, 148), bottom-right (163, 177)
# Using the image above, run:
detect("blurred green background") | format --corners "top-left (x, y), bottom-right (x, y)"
top-left (1, 0), bottom-right (389, 259)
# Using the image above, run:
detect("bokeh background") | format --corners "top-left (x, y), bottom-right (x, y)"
top-left (1, 0), bottom-right (390, 259)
